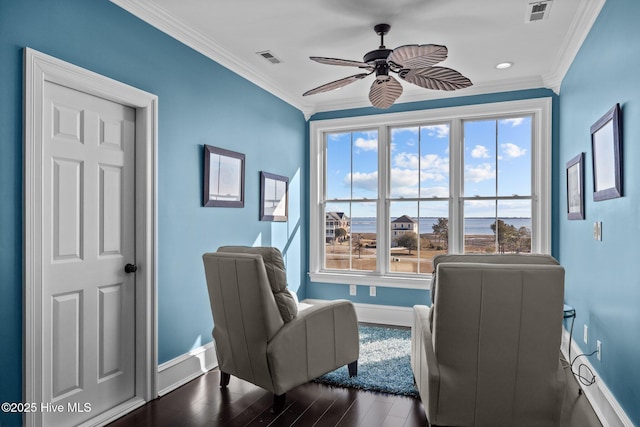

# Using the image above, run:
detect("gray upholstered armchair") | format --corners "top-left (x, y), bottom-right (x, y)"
top-left (202, 246), bottom-right (359, 412)
top-left (412, 254), bottom-right (567, 427)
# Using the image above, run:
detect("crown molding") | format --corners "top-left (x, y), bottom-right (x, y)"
top-left (110, 0), bottom-right (306, 112)
top-left (542, 0), bottom-right (606, 94)
top-left (112, 0), bottom-right (605, 116)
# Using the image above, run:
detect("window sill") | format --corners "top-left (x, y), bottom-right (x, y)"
top-left (308, 271), bottom-right (431, 290)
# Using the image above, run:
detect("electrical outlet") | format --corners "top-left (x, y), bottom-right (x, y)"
top-left (597, 340), bottom-right (602, 361)
top-left (349, 285), bottom-right (357, 296)
top-left (583, 325), bottom-right (588, 344)
top-left (369, 286), bottom-right (376, 297)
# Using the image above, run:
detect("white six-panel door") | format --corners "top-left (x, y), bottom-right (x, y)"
top-left (25, 47), bottom-right (157, 427)
top-left (41, 81), bottom-right (136, 426)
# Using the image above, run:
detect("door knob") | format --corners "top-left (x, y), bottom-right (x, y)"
top-left (124, 263), bottom-right (138, 274)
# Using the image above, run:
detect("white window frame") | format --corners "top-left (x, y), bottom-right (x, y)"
top-left (309, 98), bottom-right (552, 290)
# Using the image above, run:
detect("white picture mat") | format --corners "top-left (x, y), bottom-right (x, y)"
top-left (264, 177), bottom-right (287, 216)
top-left (567, 162), bottom-right (581, 213)
top-left (209, 153), bottom-right (242, 200)
top-left (592, 120), bottom-right (615, 192)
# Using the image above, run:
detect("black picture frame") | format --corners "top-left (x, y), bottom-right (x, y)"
top-left (203, 145), bottom-right (245, 207)
top-left (260, 171), bottom-right (288, 222)
top-left (566, 153), bottom-right (585, 220)
top-left (591, 103), bottom-right (622, 201)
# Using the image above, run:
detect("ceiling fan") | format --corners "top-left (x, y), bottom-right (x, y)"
top-left (303, 24), bottom-right (472, 109)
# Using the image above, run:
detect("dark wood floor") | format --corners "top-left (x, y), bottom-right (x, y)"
top-left (107, 355), bottom-right (602, 427)
top-left (107, 369), bottom-right (427, 427)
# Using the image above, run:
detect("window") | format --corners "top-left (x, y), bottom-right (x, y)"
top-left (462, 117), bottom-right (533, 254)
top-left (309, 99), bottom-right (551, 289)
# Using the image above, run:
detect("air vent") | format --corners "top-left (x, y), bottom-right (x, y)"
top-left (526, 1), bottom-right (552, 22)
top-left (256, 50), bottom-right (282, 64)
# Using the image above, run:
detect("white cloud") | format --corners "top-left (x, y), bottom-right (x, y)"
top-left (354, 137), bottom-right (378, 151)
top-left (390, 168), bottom-right (419, 188)
top-left (390, 169), bottom-right (446, 198)
top-left (346, 171), bottom-right (378, 191)
top-left (420, 186), bottom-right (449, 198)
top-left (500, 118), bottom-right (524, 127)
top-left (465, 163), bottom-right (495, 183)
top-left (390, 186), bottom-right (419, 198)
top-left (389, 183), bottom-right (450, 199)
top-left (424, 124), bottom-right (450, 139)
top-left (388, 152), bottom-right (450, 196)
top-left (422, 172), bottom-right (446, 182)
top-left (391, 127), bottom-right (418, 136)
top-left (463, 199), bottom-right (498, 216)
top-left (327, 133), bottom-right (347, 141)
top-left (393, 153), bottom-right (448, 176)
top-left (394, 152), bottom-right (418, 169)
top-left (501, 143), bottom-right (527, 158)
top-left (471, 145), bottom-right (490, 158)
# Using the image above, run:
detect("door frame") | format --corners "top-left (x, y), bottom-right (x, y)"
top-left (23, 47), bottom-right (158, 427)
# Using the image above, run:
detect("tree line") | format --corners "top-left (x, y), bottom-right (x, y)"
top-left (333, 217), bottom-right (531, 254)
top-left (393, 217), bottom-right (531, 254)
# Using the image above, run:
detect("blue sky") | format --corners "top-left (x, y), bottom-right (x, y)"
top-left (325, 116), bottom-right (532, 219)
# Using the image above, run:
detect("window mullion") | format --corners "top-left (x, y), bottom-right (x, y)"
top-left (450, 118), bottom-right (463, 254)
top-left (494, 120), bottom-right (499, 254)
top-left (318, 132), bottom-right (327, 270)
top-left (378, 124), bottom-right (389, 275)
top-left (349, 133), bottom-right (354, 271)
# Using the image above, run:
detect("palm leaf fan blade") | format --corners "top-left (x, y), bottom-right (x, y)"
top-left (303, 73), bottom-right (370, 96)
top-left (310, 57), bottom-right (374, 69)
top-left (399, 66), bottom-right (472, 91)
top-left (369, 76), bottom-right (403, 109)
top-left (388, 44), bottom-right (448, 68)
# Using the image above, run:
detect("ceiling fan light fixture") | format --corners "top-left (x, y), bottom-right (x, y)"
top-left (304, 23), bottom-right (473, 108)
top-left (495, 61), bottom-right (514, 69)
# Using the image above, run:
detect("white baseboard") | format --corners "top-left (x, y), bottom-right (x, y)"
top-left (157, 342), bottom-right (218, 396)
top-left (302, 299), bottom-right (413, 327)
top-left (561, 328), bottom-right (634, 427)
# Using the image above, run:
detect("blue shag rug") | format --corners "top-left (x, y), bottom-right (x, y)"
top-left (314, 324), bottom-right (419, 398)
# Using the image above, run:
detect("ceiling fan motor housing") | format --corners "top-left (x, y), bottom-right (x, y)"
top-left (364, 48), bottom-right (392, 78)
top-left (363, 48), bottom-right (392, 64)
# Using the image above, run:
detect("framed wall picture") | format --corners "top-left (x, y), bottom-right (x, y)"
top-left (203, 145), bottom-right (245, 207)
top-left (591, 103), bottom-right (622, 201)
top-left (566, 153), bottom-right (584, 220)
top-left (260, 171), bottom-right (288, 221)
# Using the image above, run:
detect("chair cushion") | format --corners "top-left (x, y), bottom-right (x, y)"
top-left (217, 246), bottom-right (298, 322)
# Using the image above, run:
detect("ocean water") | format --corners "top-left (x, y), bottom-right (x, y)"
top-left (350, 217), bottom-right (531, 235)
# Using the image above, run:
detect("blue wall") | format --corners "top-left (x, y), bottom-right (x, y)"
top-left (307, 88), bottom-right (560, 306)
top-left (2, 0), bottom-right (637, 425)
top-left (557, 0), bottom-right (640, 423)
top-left (0, 1), bottom-right (306, 425)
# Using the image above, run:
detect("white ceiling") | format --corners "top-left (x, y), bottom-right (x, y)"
top-left (111, 0), bottom-right (605, 118)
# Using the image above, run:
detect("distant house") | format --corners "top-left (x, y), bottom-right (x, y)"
top-left (326, 212), bottom-right (350, 243)
top-left (391, 215), bottom-right (417, 240)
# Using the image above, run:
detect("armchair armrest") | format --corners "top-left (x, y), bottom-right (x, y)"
top-left (266, 300), bottom-right (359, 395)
top-left (413, 305), bottom-right (440, 421)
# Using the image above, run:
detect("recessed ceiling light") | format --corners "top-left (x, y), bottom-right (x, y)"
top-left (496, 62), bottom-right (514, 70)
